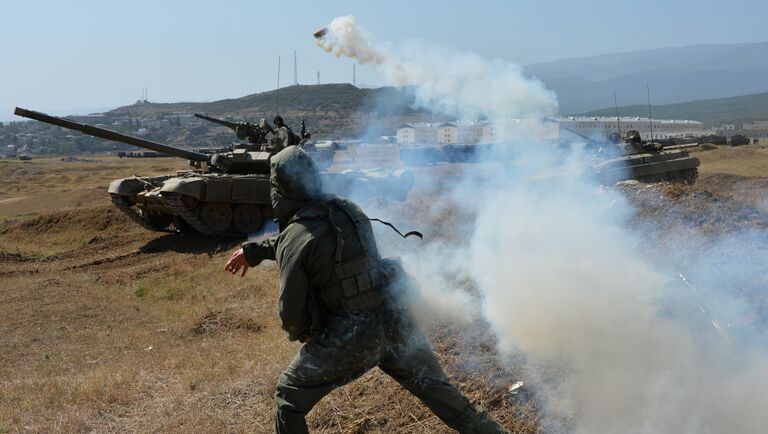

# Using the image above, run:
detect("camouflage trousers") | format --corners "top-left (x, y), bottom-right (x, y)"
top-left (274, 308), bottom-right (507, 433)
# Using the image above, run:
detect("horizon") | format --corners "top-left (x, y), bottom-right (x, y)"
top-left (3, 0), bottom-right (768, 122)
top-left (6, 82), bottom-right (768, 125)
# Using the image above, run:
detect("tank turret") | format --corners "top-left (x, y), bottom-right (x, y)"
top-left (194, 111), bottom-right (334, 170)
top-left (14, 107), bottom-right (414, 236)
top-left (194, 113), bottom-right (274, 145)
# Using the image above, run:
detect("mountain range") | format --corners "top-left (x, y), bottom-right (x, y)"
top-left (579, 92), bottom-right (768, 125)
top-left (101, 41), bottom-right (768, 133)
top-left (525, 41), bottom-right (768, 113)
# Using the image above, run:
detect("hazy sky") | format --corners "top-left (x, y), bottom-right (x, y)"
top-left (2, 0), bottom-right (766, 121)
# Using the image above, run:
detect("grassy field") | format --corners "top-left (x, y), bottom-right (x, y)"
top-left (1, 144), bottom-right (766, 433)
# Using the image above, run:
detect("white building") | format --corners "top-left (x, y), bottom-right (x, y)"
top-left (436, 121), bottom-right (486, 144)
top-left (555, 116), bottom-right (706, 141)
top-left (397, 117), bottom-right (706, 144)
top-left (396, 123), bottom-right (440, 144)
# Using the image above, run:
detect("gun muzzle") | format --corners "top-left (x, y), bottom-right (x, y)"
top-left (313, 27), bottom-right (328, 39)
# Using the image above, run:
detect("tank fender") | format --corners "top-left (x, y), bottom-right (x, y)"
top-left (108, 178), bottom-right (149, 196)
top-left (160, 177), bottom-right (205, 200)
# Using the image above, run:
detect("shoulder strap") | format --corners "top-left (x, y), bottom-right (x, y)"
top-left (364, 218), bottom-right (423, 240)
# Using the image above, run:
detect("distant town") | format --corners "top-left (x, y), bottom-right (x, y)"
top-left (3, 84), bottom-right (768, 158)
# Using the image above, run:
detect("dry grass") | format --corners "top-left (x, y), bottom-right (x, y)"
top-left (2, 147), bottom-right (767, 433)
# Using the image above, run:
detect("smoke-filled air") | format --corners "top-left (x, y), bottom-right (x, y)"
top-left (315, 15), bottom-right (558, 120)
top-left (317, 15), bottom-right (768, 433)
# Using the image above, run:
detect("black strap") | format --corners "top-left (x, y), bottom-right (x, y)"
top-left (365, 218), bottom-right (423, 240)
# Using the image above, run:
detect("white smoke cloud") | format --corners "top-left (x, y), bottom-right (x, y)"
top-left (317, 15), bottom-right (768, 433)
top-left (469, 163), bottom-right (768, 432)
top-left (315, 15), bottom-right (558, 120)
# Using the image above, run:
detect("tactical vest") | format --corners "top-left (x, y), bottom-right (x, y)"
top-left (288, 197), bottom-right (394, 313)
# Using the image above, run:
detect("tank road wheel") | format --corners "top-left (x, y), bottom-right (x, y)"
top-left (232, 204), bottom-right (263, 235)
top-left (197, 202), bottom-right (233, 234)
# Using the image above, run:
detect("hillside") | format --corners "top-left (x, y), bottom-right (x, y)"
top-left (526, 41), bottom-right (768, 113)
top-left (577, 92), bottom-right (768, 125)
top-left (109, 84), bottom-right (432, 139)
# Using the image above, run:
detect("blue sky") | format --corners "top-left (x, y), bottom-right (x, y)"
top-left (2, 0), bottom-right (766, 121)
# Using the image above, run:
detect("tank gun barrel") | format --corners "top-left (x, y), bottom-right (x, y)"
top-left (663, 143), bottom-right (699, 151)
top-left (194, 113), bottom-right (238, 131)
top-left (560, 125), bottom-right (600, 144)
top-left (14, 107), bottom-right (210, 162)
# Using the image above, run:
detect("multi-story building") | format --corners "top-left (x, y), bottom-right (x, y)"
top-left (397, 117), bottom-right (706, 144)
top-left (556, 116), bottom-right (706, 141)
top-left (436, 121), bottom-right (486, 144)
top-left (396, 123), bottom-right (440, 144)
top-left (742, 120), bottom-right (768, 140)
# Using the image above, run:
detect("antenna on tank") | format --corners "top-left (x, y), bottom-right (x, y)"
top-left (646, 84), bottom-right (653, 141)
top-left (276, 56), bottom-right (281, 115)
top-left (613, 89), bottom-right (621, 138)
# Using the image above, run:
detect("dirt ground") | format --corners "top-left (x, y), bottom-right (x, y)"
top-left (1, 144), bottom-right (766, 433)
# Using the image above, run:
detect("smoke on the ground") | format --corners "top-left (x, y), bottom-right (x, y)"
top-left (317, 16), bottom-right (768, 433)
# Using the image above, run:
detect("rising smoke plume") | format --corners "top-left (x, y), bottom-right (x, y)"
top-left (315, 15), bottom-right (558, 120)
top-left (316, 16), bottom-right (768, 433)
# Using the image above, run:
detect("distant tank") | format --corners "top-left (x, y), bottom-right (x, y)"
top-left (399, 146), bottom-right (443, 166)
top-left (590, 130), bottom-right (700, 184)
top-left (698, 134), bottom-right (728, 146)
top-left (14, 107), bottom-right (415, 237)
top-left (729, 134), bottom-right (750, 146)
top-left (399, 143), bottom-right (483, 166)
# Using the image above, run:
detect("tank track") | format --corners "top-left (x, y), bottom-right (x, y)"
top-left (637, 168), bottom-right (698, 185)
top-left (110, 194), bottom-right (173, 232)
top-left (164, 193), bottom-right (218, 235)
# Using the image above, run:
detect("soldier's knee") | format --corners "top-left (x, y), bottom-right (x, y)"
top-left (275, 377), bottom-right (299, 409)
top-left (274, 375), bottom-right (318, 416)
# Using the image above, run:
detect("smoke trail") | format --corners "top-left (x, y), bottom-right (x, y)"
top-left (316, 15), bottom-right (768, 433)
top-left (315, 15), bottom-right (558, 120)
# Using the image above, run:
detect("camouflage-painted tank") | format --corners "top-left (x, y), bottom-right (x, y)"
top-left (590, 130), bottom-right (700, 184)
top-left (193, 113), bottom-right (335, 170)
top-left (14, 107), bottom-right (415, 237)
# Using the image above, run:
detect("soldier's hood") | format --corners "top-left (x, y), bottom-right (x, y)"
top-left (270, 146), bottom-right (323, 230)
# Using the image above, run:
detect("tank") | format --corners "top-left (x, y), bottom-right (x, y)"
top-left (589, 130), bottom-right (701, 184)
top-left (399, 145), bottom-right (443, 166)
top-left (194, 113), bottom-right (334, 170)
top-left (14, 107), bottom-right (415, 237)
top-left (729, 134), bottom-right (750, 146)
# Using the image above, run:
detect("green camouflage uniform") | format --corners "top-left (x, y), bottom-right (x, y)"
top-left (242, 147), bottom-right (507, 433)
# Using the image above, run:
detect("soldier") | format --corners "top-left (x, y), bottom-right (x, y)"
top-left (225, 146), bottom-right (507, 433)
top-left (272, 115), bottom-right (302, 151)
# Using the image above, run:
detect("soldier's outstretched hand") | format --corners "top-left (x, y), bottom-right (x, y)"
top-left (225, 248), bottom-right (250, 277)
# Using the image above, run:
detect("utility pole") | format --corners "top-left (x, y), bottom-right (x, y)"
top-left (317, 71), bottom-right (320, 85)
top-left (613, 89), bottom-right (621, 137)
top-left (293, 50), bottom-right (298, 86)
top-left (352, 63), bottom-right (356, 87)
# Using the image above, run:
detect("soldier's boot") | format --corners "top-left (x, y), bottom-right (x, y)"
top-left (450, 404), bottom-right (510, 434)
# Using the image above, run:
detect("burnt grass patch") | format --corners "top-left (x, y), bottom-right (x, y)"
top-left (191, 311), bottom-right (263, 336)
